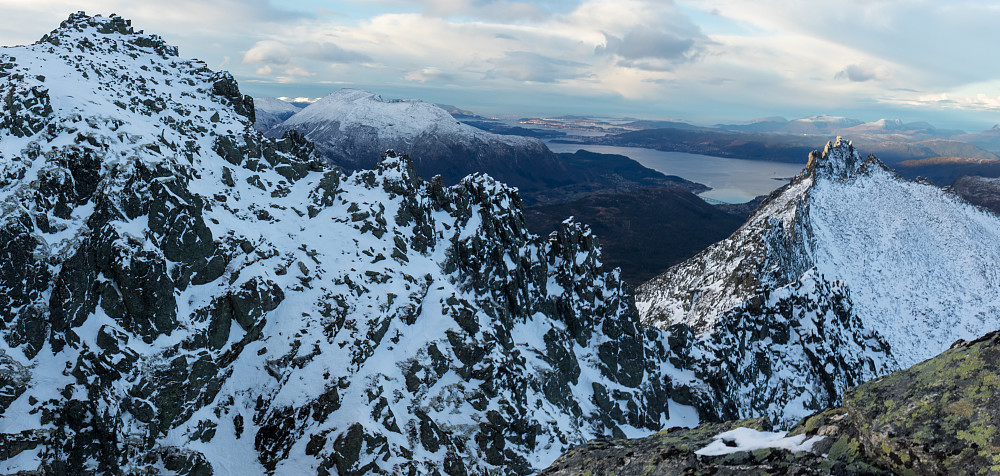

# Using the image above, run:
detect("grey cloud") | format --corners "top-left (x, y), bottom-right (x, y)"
top-left (243, 41), bottom-right (292, 65)
top-left (835, 64), bottom-right (880, 82)
top-left (485, 51), bottom-right (589, 83)
top-left (243, 40), bottom-right (369, 66)
top-left (595, 26), bottom-right (705, 70)
top-left (422, 0), bottom-right (549, 22)
top-left (300, 42), bottom-right (371, 63)
top-left (405, 67), bottom-right (456, 83)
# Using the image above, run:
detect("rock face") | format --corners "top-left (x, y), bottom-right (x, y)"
top-left (636, 138), bottom-right (1000, 425)
top-left (544, 329), bottom-right (1000, 475)
top-left (0, 13), bottom-right (679, 474)
top-left (265, 89), bottom-right (581, 193)
top-left (540, 417), bottom-right (889, 475)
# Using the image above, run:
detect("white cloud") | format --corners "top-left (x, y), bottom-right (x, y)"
top-left (2, 0), bottom-right (997, 126)
top-left (404, 67), bottom-right (455, 83)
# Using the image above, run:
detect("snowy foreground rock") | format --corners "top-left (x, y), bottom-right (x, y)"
top-left (542, 330), bottom-right (1000, 475)
top-left (638, 137), bottom-right (1000, 425)
top-left (0, 13), bottom-right (687, 474)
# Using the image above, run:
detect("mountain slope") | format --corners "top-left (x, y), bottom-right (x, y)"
top-left (253, 97), bottom-right (302, 132)
top-left (543, 328), bottom-right (1000, 475)
top-left (950, 175), bottom-right (1000, 214)
top-left (637, 138), bottom-right (1000, 417)
top-left (523, 187), bottom-right (744, 285)
top-left (0, 13), bottom-right (682, 474)
top-left (266, 89), bottom-right (579, 193)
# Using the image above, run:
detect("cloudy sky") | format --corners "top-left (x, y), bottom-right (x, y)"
top-left (2, 0), bottom-right (1000, 130)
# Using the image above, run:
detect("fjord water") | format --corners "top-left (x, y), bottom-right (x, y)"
top-left (545, 142), bottom-right (807, 203)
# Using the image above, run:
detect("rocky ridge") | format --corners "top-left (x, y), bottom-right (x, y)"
top-left (543, 329), bottom-right (1000, 475)
top-left (637, 138), bottom-right (1000, 424)
top-left (0, 13), bottom-right (682, 474)
top-left (5, 12), bottom-right (997, 476)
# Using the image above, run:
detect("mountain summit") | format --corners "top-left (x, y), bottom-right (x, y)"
top-left (636, 137), bottom-right (1000, 423)
top-left (0, 13), bottom-right (681, 474)
top-left (265, 88), bottom-right (580, 193)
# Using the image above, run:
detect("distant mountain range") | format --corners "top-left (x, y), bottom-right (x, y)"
top-left (564, 123), bottom-right (999, 165)
top-left (254, 91), bottom-right (706, 205)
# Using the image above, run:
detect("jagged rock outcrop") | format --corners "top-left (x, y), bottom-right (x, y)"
top-left (0, 13), bottom-right (678, 474)
top-left (638, 138), bottom-right (1000, 425)
top-left (544, 329), bottom-right (1000, 475)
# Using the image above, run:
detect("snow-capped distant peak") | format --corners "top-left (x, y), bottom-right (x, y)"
top-left (869, 118), bottom-right (903, 129)
top-left (279, 88), bottom-right (531, 144)
top-left (253, 97), bottom-right (301, 115)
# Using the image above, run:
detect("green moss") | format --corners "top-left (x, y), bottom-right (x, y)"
top-left (827, 435), bottom-right (859, 461)
top-left (946, 399), bottom-right (975, 418)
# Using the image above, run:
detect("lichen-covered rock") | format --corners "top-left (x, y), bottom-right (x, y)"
top-left (547, 328), bottom-right (1000, 475)
top-left (837, 331), bottom-right (1000, 474)
top-left (541, 417), bottom-right (889, 476)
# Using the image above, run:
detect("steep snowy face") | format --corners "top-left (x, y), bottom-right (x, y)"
top-left (267, 88), bottom-right (577, 192)
top-left (253, 97), bottom-right (301, 132)
top-left (0, 13), bottom-right (676, 474)
top-left (804, 146), bottom-right (1000, 367)
top-left (638, 137), bottom-right (1000, 420)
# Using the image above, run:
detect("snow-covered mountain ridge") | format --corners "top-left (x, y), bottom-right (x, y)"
top-left (0, 13), bottom-right (683, 474)
top-left (6, 12), bottom-right (996, 474)
top-left (278, 89), bottom-right (535, 147)
top-left (637, 137), bottom-right (1000, 418)
top-left (253, 97), bottom-right (302, 132)
top-left (262, 89), bottom-right (599, 200)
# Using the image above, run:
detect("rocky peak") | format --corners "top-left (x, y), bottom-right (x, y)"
top-left (806, 136), bottom-right (871, 180)
top-left (38, 12), bottom-right (178, 58)
top-left (0, 14), bottom-right (682, 474)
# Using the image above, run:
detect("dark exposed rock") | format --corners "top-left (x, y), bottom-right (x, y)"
top-left (950, 174), bottom-right (1000, 215)
top-left (546, 329), bottom-right (1000, 475)
top-left (0, 13), bottom-right (681, 475)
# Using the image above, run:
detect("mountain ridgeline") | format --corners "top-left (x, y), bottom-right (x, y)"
top-left (5, 12), bottom-right (1000, 476)
top-left (256, 92), bottom-right (706, 206)
top-left (638, 137), bottom-right (1000, 424)
top-left (0, 13), bottom-right (682, 474)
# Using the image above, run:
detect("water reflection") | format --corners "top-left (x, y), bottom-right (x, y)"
top-left (546, 142), bottom-right (806, 203)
